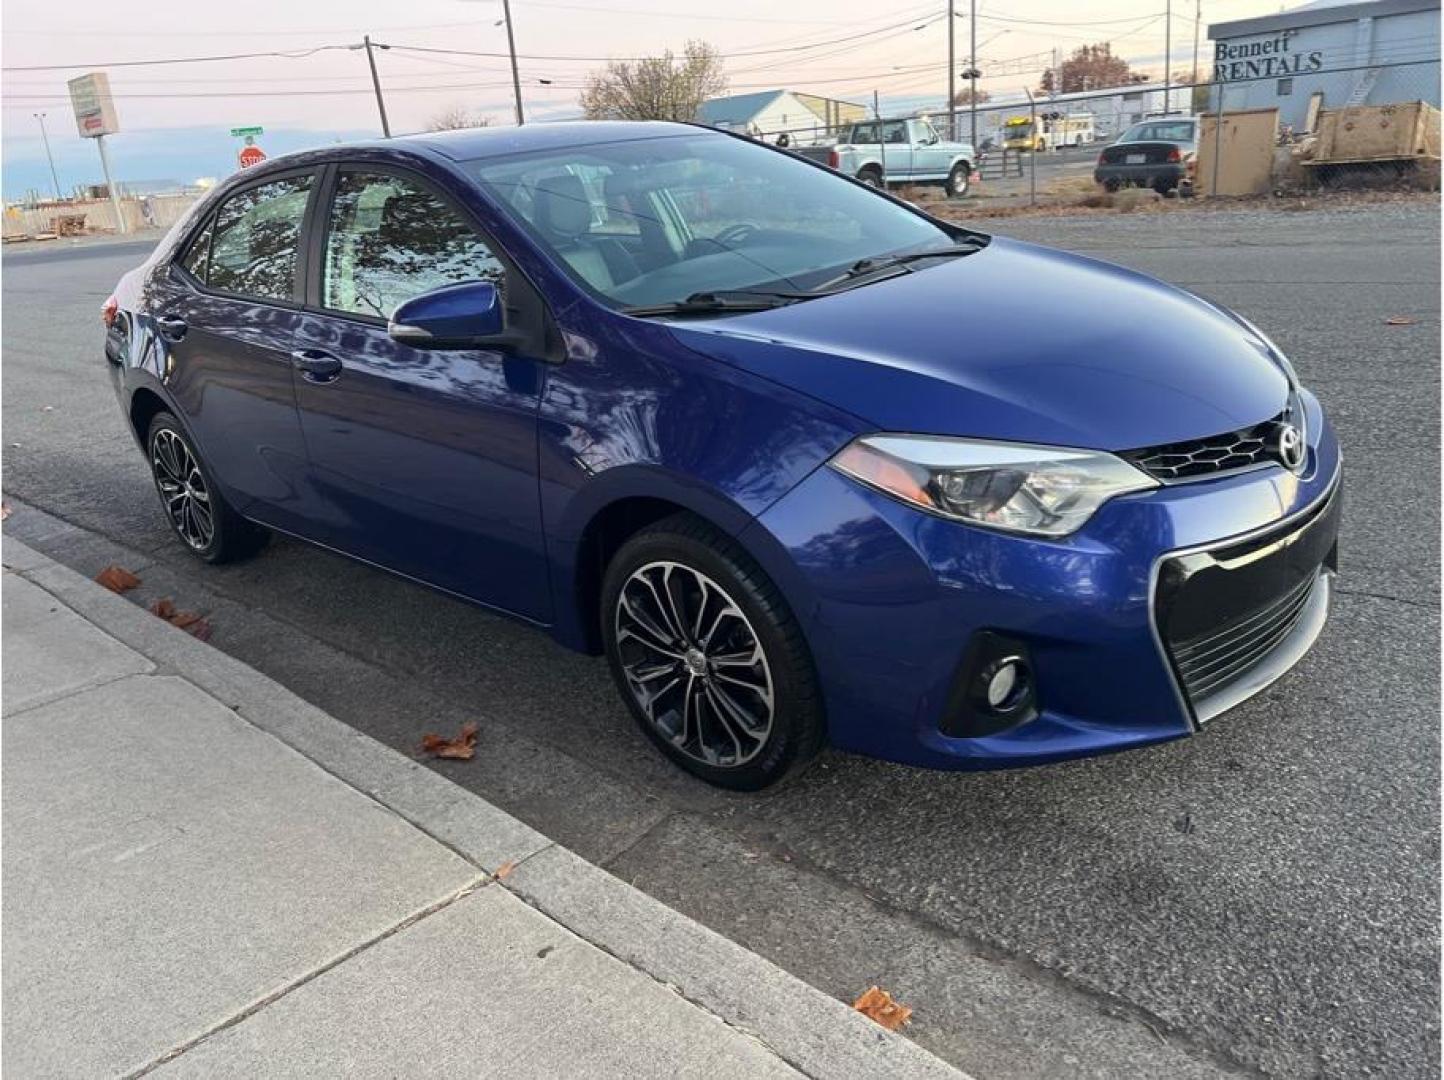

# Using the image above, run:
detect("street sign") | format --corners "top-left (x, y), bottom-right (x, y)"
top-left (229, 126), bottom-right (264, 137)
top-left (67, 72), bottom-right (120, 139)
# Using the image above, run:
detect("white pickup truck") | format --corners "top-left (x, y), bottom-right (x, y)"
top-left (798, 118), bottom-right (975, 197)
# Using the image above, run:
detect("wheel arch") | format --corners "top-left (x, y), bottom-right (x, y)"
top-left (128, 385), bottom-right (172, 449)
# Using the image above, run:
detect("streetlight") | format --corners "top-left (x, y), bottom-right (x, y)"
top-left (33, 112), bottom-right (62, 201)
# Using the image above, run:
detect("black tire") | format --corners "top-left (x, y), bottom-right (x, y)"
top-left (946, 161), bottom-right (971, 198)
top-left (1103, 178), bottom-right (1122, 193)
top-left (146, 411), bottom-right (268, 564)
top-left (600, 513), bottom-right (825, 791)
top-left (857, 166), bottom-right (883, 189)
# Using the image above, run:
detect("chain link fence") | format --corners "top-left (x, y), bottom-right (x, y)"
top-left (713, 57), bottom-right (1439, 212)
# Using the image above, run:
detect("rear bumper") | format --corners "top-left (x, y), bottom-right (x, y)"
top-left (1094, 163), bottom-right (1186, 187)
top-left (741, 395), bottom-right (1340, 771)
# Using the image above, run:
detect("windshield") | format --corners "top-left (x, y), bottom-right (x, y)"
top-left (1119, 121), bottom-right (1196, 143)
top-left (468, 132), bottom-right (957, 309)
top-left (1005, 123), bottom-right (1034, 139)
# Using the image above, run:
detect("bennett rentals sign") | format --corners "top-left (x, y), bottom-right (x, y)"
top-left (1215, 30), bottom-right (1324, 82)
top-left (67, 72), bottom-right (120, 138)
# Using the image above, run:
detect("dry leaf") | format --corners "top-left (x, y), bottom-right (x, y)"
top-left (493, 859), bottom-right (518, 881)
top-left (1, 501), bottom-right (11, 521)
top-left (1383, 315), bottom-right (1417, 325)
top-left (95, 564), bottom-right (142, 593)
top-left (147, 597), bottom-right (213, 640)
top-left (420, 721), bottom-right (479, 761)
top-left (853, 986), bottom-right (913, 1031)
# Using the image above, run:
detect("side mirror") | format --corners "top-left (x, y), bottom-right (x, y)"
top-left (388, 280), bottom-right (521, 350)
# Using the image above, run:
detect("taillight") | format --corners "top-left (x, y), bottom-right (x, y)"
top-left (827, 149), bottom-right (840, 169)
top-left (1166, 146), bottom-right (1182, 163)
top-left (1097, 151), bottom-right (1107, 165)
top-left (101, 295), bottom-right (118, 328)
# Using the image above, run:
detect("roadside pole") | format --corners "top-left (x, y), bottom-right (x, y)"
top-left (1164, 0), bottom-right (1172, 114)
top-left (947, 0), bottom-right (956, 142)
top-left (874, 90), bottom-right (887, 186)
top-left (1024, 88), bottom-right (1037, 206)
top-left (500, 0), bottom-right (525, 126)
top-left (1211, 83), bottom-right (1225, 196)
top-left (969, 0), bottom-right (978, 150)
top-left (34, 113), bottom-right (62, 200)
top-left (95, 134), bottom-right (126, 235)
top-left (363, 35), bottom-right (392, 138)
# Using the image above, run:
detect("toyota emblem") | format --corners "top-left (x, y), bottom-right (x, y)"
top-left (1275, 423), bottom-right (1305, 471)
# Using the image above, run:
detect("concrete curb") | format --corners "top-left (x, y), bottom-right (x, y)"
top-left (3, 537), bottom-right (965, 1080)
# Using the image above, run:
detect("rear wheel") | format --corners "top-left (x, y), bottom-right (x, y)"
top-left (147, 411), bottom-right (268, 564)
top-left (857, 166), bottom-right (883, 188)
top-left (946, 161), bottom-right (971, 198)
top-left (601, 514), bottom-right (825, 791)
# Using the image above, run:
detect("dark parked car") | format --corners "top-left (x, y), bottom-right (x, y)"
top-left (104, 121), bottom-right (1338, 790)
top-left (1095, 117), bottom-right (1199, 195)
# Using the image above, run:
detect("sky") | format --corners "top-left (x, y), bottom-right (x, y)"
top-left (3, 0), bottom-right (1296, 197)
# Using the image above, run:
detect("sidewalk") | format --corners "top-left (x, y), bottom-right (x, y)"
top-left (1, 538), bottom-right (963, 1079)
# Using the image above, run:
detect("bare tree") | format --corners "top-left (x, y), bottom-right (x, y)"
top-left (951, 87), bottom-right (991, 106)
top-left (1040, 44), bottom-right (1149, 94)
top-left (427, 105), bottom-right (491, 132)
top-left (580, 40), bottom-right (727, 122)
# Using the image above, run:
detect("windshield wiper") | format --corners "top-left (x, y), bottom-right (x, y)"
top-left (621, 289), bottom-right (811, 318)
top-left (815, 242), bottom-right (984, 291)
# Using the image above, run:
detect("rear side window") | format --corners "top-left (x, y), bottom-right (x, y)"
top-left (179, 218), bottom-right (213, 281)
top-left (207, 175), bottom-right (313, 301)
top-left (322, 170), bottom-right (507, 319)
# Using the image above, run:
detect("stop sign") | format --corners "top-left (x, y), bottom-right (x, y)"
top-left (238, 144), bottom-right (266, 169)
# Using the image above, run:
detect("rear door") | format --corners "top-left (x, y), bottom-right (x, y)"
top-left (146, 170), bottom-right (318, 529)
top-left (289, 163), bottom-right (552, 621)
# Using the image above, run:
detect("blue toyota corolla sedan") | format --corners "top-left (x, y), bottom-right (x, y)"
top-left (104, 121), bottom-right (1340, 790)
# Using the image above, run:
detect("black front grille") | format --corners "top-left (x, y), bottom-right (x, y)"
top-left (1124, 415), bottom-right (1281, 482)
top-left (1169, 574), bottom-right (1317, 702)
top-left (1155, 483), bottom-right (1341, 718)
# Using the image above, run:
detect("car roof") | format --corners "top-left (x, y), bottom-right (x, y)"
top-left (342, 120), bottom-right (699, 162)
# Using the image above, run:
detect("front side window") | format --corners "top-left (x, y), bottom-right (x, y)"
top-left (470, 132), bottom-right (955, 308)
top-left (207, 175), bottom-right (313, 301)
top-left (322, 171), bottom-right (507, 319)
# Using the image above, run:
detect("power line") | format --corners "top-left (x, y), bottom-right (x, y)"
top-left (2, 43), bottom-right (359, 72)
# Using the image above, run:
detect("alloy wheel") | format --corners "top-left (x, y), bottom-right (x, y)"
top-left (614, 561), bottom-right (775, 768)
top-left (151, 428), bottom-right (214, 551)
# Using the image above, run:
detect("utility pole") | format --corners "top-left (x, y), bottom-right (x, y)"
top-left (1192, 0), bottom-right (1203, 88)
top-left (33, 113), bottom-right (61, 201)
top-left (947, 0), bottom-right (956, 142)
top-left (1164, 0), bottom-right (1172, 114)
top-left (500, 0), bottom-right (525, 126)
top-left (363, 36), bottom-right (392, 137)
top-left (969, 0), bottom-right (977, 150)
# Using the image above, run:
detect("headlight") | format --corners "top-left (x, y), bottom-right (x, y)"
top-left (830, 435), bottom-right (1158, 538)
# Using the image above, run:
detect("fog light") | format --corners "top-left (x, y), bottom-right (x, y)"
top-left (986, 660), bottom-right (1022, 708)
top-left (940, 632), bottom-right (1040, 739)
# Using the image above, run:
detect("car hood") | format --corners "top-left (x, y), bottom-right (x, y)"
top-left (665, 236), bottom-right (1289, 451)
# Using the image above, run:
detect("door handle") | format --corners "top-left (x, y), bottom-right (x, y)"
top-left (290, 348), bottom-right (343, 383)
top-left (156, 315), bottom-right (188, 341)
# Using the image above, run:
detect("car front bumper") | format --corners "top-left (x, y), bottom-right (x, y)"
top-left (741, 392), bottom-right (1340, 770)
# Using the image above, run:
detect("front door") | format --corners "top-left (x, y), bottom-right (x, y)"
top-left (148, 171), bottom-right (317, 530)
top-left (290, 165), bottom-right (551, 622)
top-left (880, 120), bottom-right (915, 180)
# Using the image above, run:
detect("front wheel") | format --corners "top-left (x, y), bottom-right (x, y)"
top-left (601, 514), bottom-right (825, 791)
top-left (946, 162), bottom-right (971, 198)
top-left (147, 411), bottom-right (268, 564)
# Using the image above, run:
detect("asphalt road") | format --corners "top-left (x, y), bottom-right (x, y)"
top-left (4, 204), bottom-right (1439, 1079)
